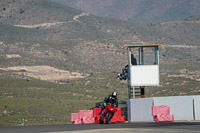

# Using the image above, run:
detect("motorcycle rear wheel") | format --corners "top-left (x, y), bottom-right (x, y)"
top-left (99, 116), bottom-right (104, 124)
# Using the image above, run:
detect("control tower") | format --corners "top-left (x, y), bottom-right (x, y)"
top-left (124, 44), bottom-right (162, 99)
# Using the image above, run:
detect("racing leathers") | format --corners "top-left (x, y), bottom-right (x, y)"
top-left (99, 94), bottom-right (118, 115)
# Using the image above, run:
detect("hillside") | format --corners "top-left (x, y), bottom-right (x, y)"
top-left (154, 15), bottom-right (200, 45)
top-left (0, 0), bottom-right (189, 73)
top-left (51, 0), bottom-right (200, 24)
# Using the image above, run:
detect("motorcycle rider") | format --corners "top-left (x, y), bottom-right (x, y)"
top-left (99, 92), bottom-right (118, 115)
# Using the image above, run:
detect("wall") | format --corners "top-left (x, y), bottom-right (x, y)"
top-left (129, 95), bottom-right (200, 122)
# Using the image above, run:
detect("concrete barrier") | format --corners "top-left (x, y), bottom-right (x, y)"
top-left (193, 96), bottom-right (200, 120)
top-left (129, 95), bottom-right (197, 122)
top-left (153, 96), bottom-right (194, 120)
top-left (130, 98), bottom-right (154, 122)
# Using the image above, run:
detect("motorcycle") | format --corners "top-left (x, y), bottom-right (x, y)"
top-left (99, 103), bottom-right (117, 124)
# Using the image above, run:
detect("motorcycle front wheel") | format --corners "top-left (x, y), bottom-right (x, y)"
top-left (105, 112), bottom-right (113, 124)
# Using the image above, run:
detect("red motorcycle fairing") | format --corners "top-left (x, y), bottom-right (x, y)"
top-left (100, 104), bottom-right (117, 124)
top-left (105, 104), bottom-right (117, 111)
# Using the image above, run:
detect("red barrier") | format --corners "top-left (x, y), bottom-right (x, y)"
top-left (109, 107), bottom-right (125, 123)
top-left (71, 113), bottom-right (81, 124)
top-left (152, 105), bottom-right (174, 122)
top-left (152, 105), bottom-right (170, 116)
top-left (78, 110), bottom-right (95, 124)
top-left (71, 107), bottom-right (125, 124)
top-left (93, 108), bottom-right (101, 123)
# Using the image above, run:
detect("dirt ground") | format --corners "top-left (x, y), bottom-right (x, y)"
top-left (0, 65), bottom-right (88, 82)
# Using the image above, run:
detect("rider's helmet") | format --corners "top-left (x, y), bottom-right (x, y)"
top-left (112, 92), bottom-right (117, 98)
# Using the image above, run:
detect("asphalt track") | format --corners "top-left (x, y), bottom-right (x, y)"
top-left (1, 122), bottom-right (200, 133)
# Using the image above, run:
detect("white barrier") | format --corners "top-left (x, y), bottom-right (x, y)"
top-left (129, 95), bottom-right (199, 122)
top-left (130, 98), bottom-right (154, 122)
top-left (153, 96), bottom-right (194, 120)
top-left (193, 96), bottom-right (200, 120)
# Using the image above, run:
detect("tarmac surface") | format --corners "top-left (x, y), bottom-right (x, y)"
top-left (1, 122), bottom-right (200, 133)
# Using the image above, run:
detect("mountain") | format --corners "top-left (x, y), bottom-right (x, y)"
top-left (0, 0), bottom-right (199, 81)
top-left (51, 0), bottom-right (200, 24)
top-left (0, 0), bottom-right (199, 96)
top-left (0, 0), bottom-right (186, 73)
